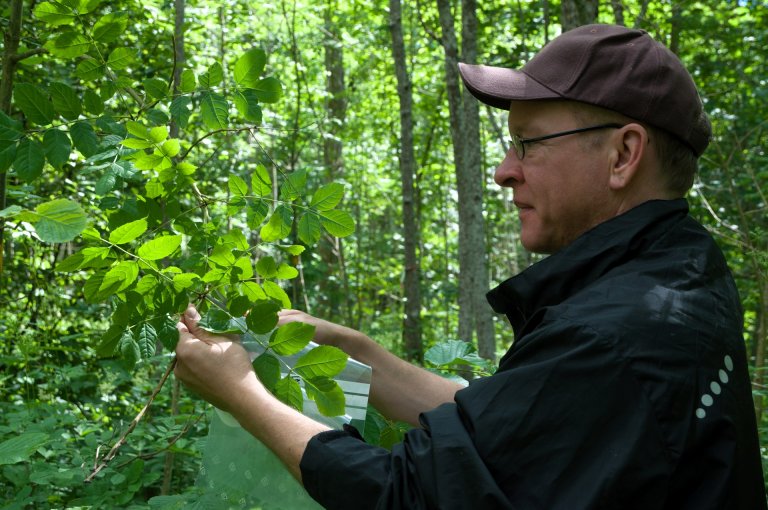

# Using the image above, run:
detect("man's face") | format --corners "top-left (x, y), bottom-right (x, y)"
top-left (495, 101), bottom-right (617, 254)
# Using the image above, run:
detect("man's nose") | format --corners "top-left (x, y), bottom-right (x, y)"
top-left (494, 150), bottom-right (523, 187)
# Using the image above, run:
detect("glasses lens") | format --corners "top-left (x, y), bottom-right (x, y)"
top-left (509, 136), bottom-right (524, 160)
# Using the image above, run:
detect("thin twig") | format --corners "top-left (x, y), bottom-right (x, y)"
top-left (85, 357), bottom-right (177, 483)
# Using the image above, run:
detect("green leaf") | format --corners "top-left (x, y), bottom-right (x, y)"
top-left (97, 324), bottom-right (123, 357)
top-left (14, 138), bottom-right (45, 183)
top-left (179, 69), bottom-right (196, 93)
top-left (260, 204), bottom-right (292, 242)
top-left (107, 47), bottom-right (134, 70)
top-left (298, 212), bottom-right (322, 245)
top-left (0, 205), bottom-right (22, 219)
top-left (245, 300), bottom-right (281, 334)
top-left (99, 260), bottom-right (139, 295)
top-left (0, 142), bottom-right (16, 173)
top-left (137, 235), bottom-right (182, 261)
top-left (280, 244), bottom-right (305, 256)
top-left (109, 218), bottom-right (148, 244)
top-left (269, 321), bottom-right (314, 356)
top-left (320, 210), bottom-right (355, 237)
top-left (208, 244), bottom-right (236, 267)
top-left (241, 281), bottom-right (267, 301)
top-left (251, 164), bottom-right (272, 197)
top-left (34, 2), bottom-right (76, 26)
top-left (200, 92), bottom-right (228, 130)
top-left (228, 174), bottom-right (248, 198)
top-left (424, 340), bottom-right (473, 367)
top-left (154, 315), bottom-right (179, 351)
top-left (252, 77), bottom-right (283, 103)
top-left (0, 111), bottom-right (23, 142)
top-left (42, 129), bottom-right (71, 169)
top-left (93, 12), bottom-right (128, 43)
top-left (199, 62), bottom-right (224, 89)
top-left (253, 353), bottom-right (280, 391)
top-left (76, 58), bottom-right (106, 81)
top-left (119, 329), bottom-right (140, 368)
top-left (121, 138), bottom-right (153, 149)
top-left (136, 323), bottom-right (157, 359)
top-left (233, 89), bottom-right (262, 124)
top-left (280, 169), bottom-right (307, 201)
top-left (255, 256), bottom-right (278, 278)
top-left (148, 126), bottom-right (169, 143)
top-left (125, 121), bottom-right (148, 139)
top-left (170, 96), bottom-right (191, 128)
top-left (310, 182), bottom-right (345, 211)
top-left (160, 139), bottom-right (180, 158)
top-left (263, 280), bottom-right (291, 308)
top-left (144, 78), bottom-right (168, 100)
top-left (83, 89), bottom-right (104, 115)
top-left (172, 272), bottom-right (199, 291)
top-left (294, 345), bottom-right (348, 379)
top-left (0, 433), bottom-right (50, 466)
top-left (44, 31), bottom-right (91, 59)
top-left (198, 308), bottom-right (241, 334)
top-left (31, 199), bottom-right (88, 243)
top-left (234, 48), bottom-right (267, 88)
top-left (14, 83), bottom-right (55, 125)
top-left (276, 263), bottom-right (298, 280)
top-left (305, 377), bottom-right (345, 417)
top-left (70, 121), bottom-right (99, 157)
top-left (49, 82), bottom-right (82, 120)
top-left (274, 375), bottom-right (303, 412)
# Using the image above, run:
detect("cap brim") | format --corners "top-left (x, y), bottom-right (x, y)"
top-left (458, 63), bottom-right (561, 110)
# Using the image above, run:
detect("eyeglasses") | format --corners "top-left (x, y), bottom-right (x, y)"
top-left (508, 123), bottom-right (624, 160)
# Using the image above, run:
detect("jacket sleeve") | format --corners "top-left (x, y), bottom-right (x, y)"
top-left (300, 320), bottom-right (671, 510)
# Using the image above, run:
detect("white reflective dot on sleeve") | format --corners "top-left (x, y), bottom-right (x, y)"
top-left (710, 381), bottom-right (721, 395)
top-left (724, 355), bottom-right (734, 371)
top-left (702, 394), bottom-right (714, 407)
top-left (719, 369), bottom-right (729, 384)
top-left (696, 408), bottom-right (706, 419)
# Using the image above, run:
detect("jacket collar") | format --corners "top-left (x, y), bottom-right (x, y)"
top-left (486, 199), bottom-right (689, 336)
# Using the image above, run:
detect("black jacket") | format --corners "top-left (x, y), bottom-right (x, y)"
top-left (300, 199), bottom-right (766, 509)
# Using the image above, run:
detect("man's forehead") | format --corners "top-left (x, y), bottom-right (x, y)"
top-left (506, 100), bottom-right (574, 131)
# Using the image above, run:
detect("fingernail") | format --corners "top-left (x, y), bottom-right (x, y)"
top-left (186, 306), bottom-right (201, 320)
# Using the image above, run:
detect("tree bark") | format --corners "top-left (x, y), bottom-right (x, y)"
top-left (0, 0), bottom-right (24, 275)
top-left (611, 0), bottom-right (625, 26)
top-left (560, 0), bottom-right (599, 31)
top-left (437, 0), bottom-right (495, 362)
top-left (389, 0), bottom-right (423, 362)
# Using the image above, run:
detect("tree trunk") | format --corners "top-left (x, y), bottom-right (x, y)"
top-left (315, 0), bottom-right (351, 323)
top-left (611, 0), bottom-right (625, 26)
top-left (0, 0), bottom-right (23, 275)
top-left (437, 0), bottom-right (495, 363)
top-left (560, 0), bottom-right (599, 31)
top-left (389, 0), bottom-right (423, 362)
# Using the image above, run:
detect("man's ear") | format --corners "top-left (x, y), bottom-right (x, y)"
top-left (608, 123), bottom-right (648, 190)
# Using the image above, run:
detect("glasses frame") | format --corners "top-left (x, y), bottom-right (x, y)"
top-left (508, 123), bottom-right (625, 160)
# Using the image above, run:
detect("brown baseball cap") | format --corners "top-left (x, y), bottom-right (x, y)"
top-left (458, 24), bottom-right (710, 156)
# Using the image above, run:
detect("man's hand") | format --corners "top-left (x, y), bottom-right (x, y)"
top-left (174, 304), bottom-right (262, 414)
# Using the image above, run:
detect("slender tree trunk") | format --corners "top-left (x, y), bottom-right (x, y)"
top-left (611, 0), bottom-right (625, 26)
top-left (560, 0), bottom-right (599, 31)
top-left (0, 0), bottom-right (23, 276)
top-left (316, 0), bottom-right (351, 323)
top-left (389, 0), bottom-right (423, 362)
top-left (437, 0), bottom-right (495, 363)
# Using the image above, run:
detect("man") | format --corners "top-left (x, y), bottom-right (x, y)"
top-left (175, 24), bottom-right (766, 509)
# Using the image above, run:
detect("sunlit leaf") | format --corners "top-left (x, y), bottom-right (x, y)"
top-left (33, 2), bottom-right (75, 26)
top-left (274, 375), bottom-right (303, 412)
top-left (228, 174), bottom-right (248, 198)
top-left (305, 377), bottom-right (345, 417)
top-left (200, 92), bottom-right (228, 130)
top-left (199, 62), bottom-right (224, 89)
top-left (172, 272), bottom-right (199, 291)
top-left (234, 48), bottom-right (267, 88)
top-left (269, 321), bottom-right (313, 356)
top-left (144, 78), bottom-right (168, 100)
top-left (44, 31), bottom-right (91, 59)
top-left (294, 345), bottom-right (348, 379)
top-left (251, 164), bottom-right (272, 197)
top-left (260, 204), bottom-right (292, 242)
top-left (107, 47), bottom-right (134, 70)
top-left (137, 235), bottom-right (182, 261)
top-left (252, 77), bottom-right (283, 103)
top-left (298, 212), bottom-right (322, 245)
top-left (93, 12), bottom-right (128, 43)
top-left (320, 210), bottom-right (355, 237)
top-left (109, 218), bottom-right (148, 244)
top-left (255, 256), bottom-right (277, 278)
top-left (279, 168), bottom-right (306, 201)
top-left (32, 199), bottom-right (87, 243)
top-left (179, 69), bottom-right (196, 93)
top-left (99, 260), bottom-right (139, 295)
top-left (233, 89), bottom-right (262, 123)
top-left (310, 182), bottom-right (344, 211)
